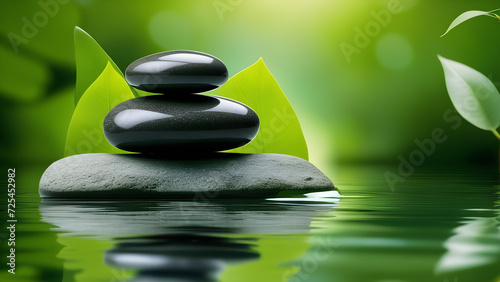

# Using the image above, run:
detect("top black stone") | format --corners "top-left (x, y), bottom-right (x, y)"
top-left (125, 50), bottom-right (228, 94)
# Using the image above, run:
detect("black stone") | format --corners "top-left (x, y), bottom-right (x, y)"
top-left (125, 50), bottom-right (228, 93)
top-left (103, 95), bottom-right (259, 153)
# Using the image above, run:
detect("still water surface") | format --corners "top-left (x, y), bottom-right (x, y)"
top-left (4, 165), bottom-right (500, 282)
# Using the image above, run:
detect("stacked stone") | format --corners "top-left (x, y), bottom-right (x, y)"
top-left (39, 51), bottom-right (335, 198)
top-left (104, 50), bottom-right (260, 154)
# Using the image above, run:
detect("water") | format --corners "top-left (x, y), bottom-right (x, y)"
top-left (2, 165), bottom-right (500, 282)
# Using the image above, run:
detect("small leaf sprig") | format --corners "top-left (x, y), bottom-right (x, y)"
top-left (438, 8), bottom-right (500, 141)
top-left (441, 8), bottom-right (500, 37)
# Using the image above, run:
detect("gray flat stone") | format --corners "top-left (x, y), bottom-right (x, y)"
top-left (39, 153), bottom-right (334, 198)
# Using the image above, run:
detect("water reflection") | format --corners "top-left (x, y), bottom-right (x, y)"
top-left (37, 168), bottom-right (500, 282)
top-left (39, 197), bottom-right (338, 237)
top-left (435, 217), bottom-right (500, 281)
top-left (39, 196), bottom-right (338, 281)
top-left (287, 168), bottom-right (500, 282)
top-left (105, 234), bottom-right (259, 282)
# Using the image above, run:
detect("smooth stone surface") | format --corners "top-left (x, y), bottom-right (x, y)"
top-left (103, 95), bottom-right (259, 153)
top-left (39, 153), bottom-right (335, 198)
top-left (125, 50), bottom-right (228, 93)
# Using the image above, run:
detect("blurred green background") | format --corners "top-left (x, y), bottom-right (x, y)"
top-left (1, 0), bottom-right (500, 172)
top-left (1, 2), bottom-right (500, 281)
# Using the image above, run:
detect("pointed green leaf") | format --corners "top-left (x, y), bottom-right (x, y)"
top-left (438, 55), bottom-right (500, 130)
top-left (74, 26), bottom-right (137, 105)
top-left (441, 10), bottom-right (496, 37)
top-left (210, 58), bottom-right (308, 160)
top-left (65, 62), bottom-right (135, 157)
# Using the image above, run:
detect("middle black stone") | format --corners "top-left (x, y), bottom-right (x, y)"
top-left (103, 95), bottom-right (260, 153)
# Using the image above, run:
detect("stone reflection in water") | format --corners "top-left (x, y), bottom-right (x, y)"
top-left (104, 234), bottom-right (259, 282)
top-left (39, 197), bottom-right (336, 281)
top-left (39, 198), bottom-right (336, 237)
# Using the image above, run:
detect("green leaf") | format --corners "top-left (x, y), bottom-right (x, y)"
top-left (64, 62), bottom-right (135, 157)
top-left (74, 26), bottom-right (137, 106)
top-left (438, 55), bottom-right (500, 130)
top-left (441, 10), bottom-right (497, 37)
top-left (210, 58), bottom-right (308, 160)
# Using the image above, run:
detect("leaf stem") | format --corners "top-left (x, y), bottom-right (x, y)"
top-left (492, 129), bottom-right (500, 141)
top-left (487, 8), bottom-right (500, 19)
